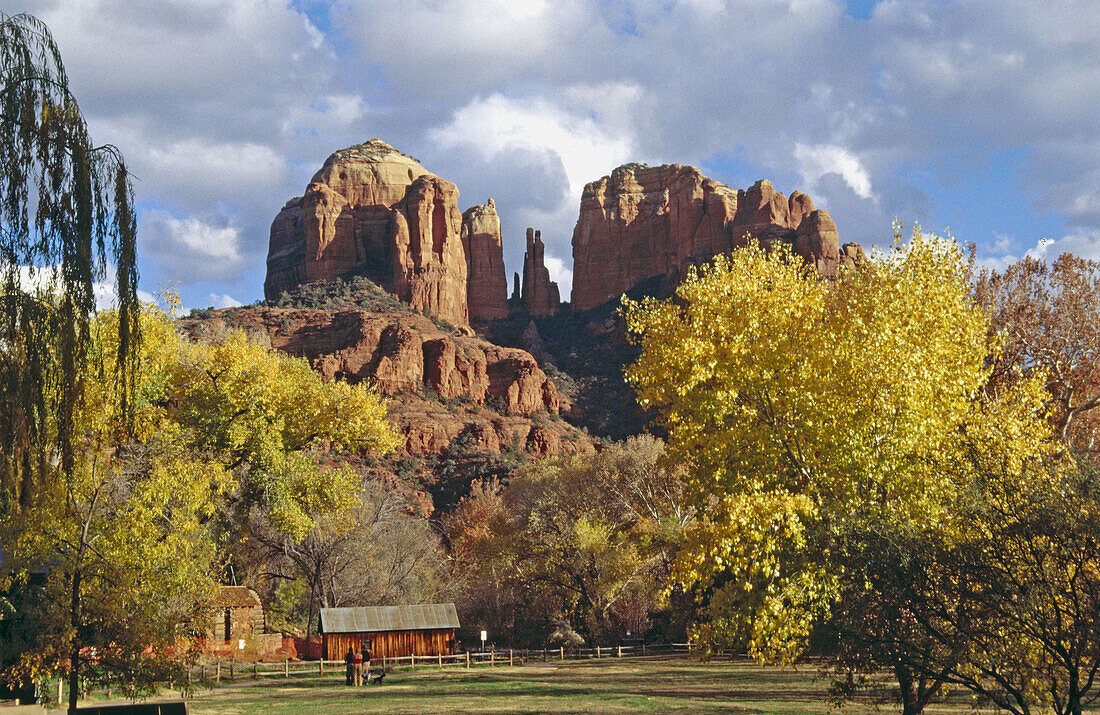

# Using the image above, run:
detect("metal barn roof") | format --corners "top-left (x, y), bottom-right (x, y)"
top-left (320, 604), bottom-right (460, 634)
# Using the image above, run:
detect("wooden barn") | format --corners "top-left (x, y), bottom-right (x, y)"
top-left (209, 586), bottom-right (265, 642)
top-left (319, 604), bottom-right (460, 660)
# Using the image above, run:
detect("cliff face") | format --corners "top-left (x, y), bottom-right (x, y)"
top-left (181, 304), bottom-right (592, 458)
top-left (264, 140), bottom-right (470, 327)
top-left (461, 200), bottom-right (510, 322)
top-left (570, 164), bottom-right (862, 310)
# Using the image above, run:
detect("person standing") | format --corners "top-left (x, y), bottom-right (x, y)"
top-left (361, 642), bottom-right (372, 684)
top-left (353, 647), bottom-right (363, 686)
top-left (344, 647), bottom-right (355, 686)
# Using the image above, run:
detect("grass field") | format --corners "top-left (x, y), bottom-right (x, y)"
top-left (177, 657), bottom-right (1006, 714)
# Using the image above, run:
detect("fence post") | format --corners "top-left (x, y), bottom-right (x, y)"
top-left (411, 653), bottom-right (415, 669)
top-left (382, 654), bottom-right (386, 671)
top-left (216, 662), bottom-right (221, 683)
top-left (229, 663), bottom-right (234, 681)
top-left (254, 662), bottom-right (258, 679)
top-left (509, 649), bottom-right (513, 667)
top-left (490, 650), bottom-right (495, 667)
top-left (618, 645), bottom-right (622, 658)
top-left (201, 664), bottom-right (206, 682)
top-left (318, 660), bottom-right (322, 676)
top-left (642, 643), bottom-right (646, 657)
top-left (438, 652), bottom-right (443, 669)
top-left (596, 646), bottom-right (601, 658)
top-left (56, 679), bottom-right (62, 705)
top-left (466, 651), bottom-right (470, 669)
top-left (285, 660), bottom-right (289, 678)
top-left (560, 646), bottom-right (564, 661)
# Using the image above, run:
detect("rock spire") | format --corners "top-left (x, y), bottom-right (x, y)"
top-left (521, 228), bottom-right (560, 317)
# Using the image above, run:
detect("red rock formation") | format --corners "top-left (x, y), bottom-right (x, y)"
top-left (570, 164), bottom-right (848, 310)
top-left (182, 305), bottom-right (594, 458)
top-left (521, 228), bottom-right (560, 317)
top-left (218, 306), bottom-right (565, 418)
top-left (462, 199), bottom-right (509, 322)
top-left (264, 140), bottom-right (469, 326)
top-left (795, 209), bottom-right (840, 279)
top-left (840, 242), bottom-right (867, 270)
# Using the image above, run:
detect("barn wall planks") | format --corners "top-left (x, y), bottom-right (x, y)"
top-left (323, 629), bottom-right (456, 660)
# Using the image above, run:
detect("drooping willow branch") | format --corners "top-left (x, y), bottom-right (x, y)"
top-left (0, 12), bottom-right (140, 512)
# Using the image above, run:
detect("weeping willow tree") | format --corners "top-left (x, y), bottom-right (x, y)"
top-left (0, 12), bottom-right (139, 514)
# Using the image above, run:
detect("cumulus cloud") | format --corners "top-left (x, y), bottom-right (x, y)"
top-left (991, 232), bottom-right (1014, 253)
top-left (429, 90), bottom-right (640, 196)
top-left (794, 143), bottom-right (875, 200)
top-left (543, 255), bottom-right (573, 295)
top-left (11, 0), bottom-right (1100, 309)
top-left (283, 94), bottom-right (369, 139)
top-left (141, 210), bottom-right (245, 282)
top-left (208, 293), bottom-right (243, 309)
top-left (12, 264), bottom-right (155, 310)
top-left (140, 138), bottom-right (287, 205)
top-left (1027, 231), bottom-right (1100, 263)
top-left (427, 88), bottom-right (645, 293)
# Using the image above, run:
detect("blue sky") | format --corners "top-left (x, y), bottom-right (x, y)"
top-left (5, 0), bottom-right (1098, 308)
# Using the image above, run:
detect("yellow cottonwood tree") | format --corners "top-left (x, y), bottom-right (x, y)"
top-left (2, 303), bottom-right (399, 709)
top-left (166, 329), bottom-right (399, 540)
top-left (623, 229), bottom-right (1052, 685)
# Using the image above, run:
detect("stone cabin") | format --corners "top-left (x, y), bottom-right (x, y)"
top-left (209, 586), bottom-right (265, 642)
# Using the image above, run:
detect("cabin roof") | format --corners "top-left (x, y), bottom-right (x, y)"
top-left (320, 604), bottom-right (459, 634)
top-left (213, 586), bottom-right (262, 609)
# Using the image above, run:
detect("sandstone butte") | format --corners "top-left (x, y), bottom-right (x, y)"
top-left (570, 163), bottom-right (865, 311)
top-left (185, 308), bottom-right (592, 458)
top-left (265, 139), bottom-right (512, 327)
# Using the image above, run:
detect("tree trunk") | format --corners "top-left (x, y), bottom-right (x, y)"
top-left (895, 663), bottom-right (923, 715)
top-left (304, 576), bottom-right (318, 659)
top-left (68, 566), bottom-right (82, 714)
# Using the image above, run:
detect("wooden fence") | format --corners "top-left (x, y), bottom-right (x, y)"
top-left (183, 642), bottom-right (698, 684)
top-left (37, 643), bottom-right (702, 706)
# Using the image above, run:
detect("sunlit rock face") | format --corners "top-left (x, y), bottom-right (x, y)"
top-left (264, 140), bottom-right (470, 327)
top-left (570, 163), bottom-right (859, 310)
top-left (462, 200), bottom-right (510, 322)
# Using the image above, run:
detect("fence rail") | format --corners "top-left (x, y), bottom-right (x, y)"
top-left (36, 643), bottom-right (701, 706)
top-left (182, 642), bottom-right (698, 684)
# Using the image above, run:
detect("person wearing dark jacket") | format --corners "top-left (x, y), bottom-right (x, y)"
top-left (361, 644), bottom-right (372, 684)
top-left (344, 647), bottom-right (355, 686)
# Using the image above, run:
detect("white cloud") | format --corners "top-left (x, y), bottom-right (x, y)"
top-left (1026, 231), bottom-right (1100, 263)
top-left (208, 293), bottom-right (243, 309)
top-left (94, 279), bottom-right (157, 311)
top-left (428, 90), bottom-right (640, 196)
top-left (13, 264), bottom-right (154, 310)
top-left (142, 139), bottom-right (286, 200)
top-left (991, 232), bottom-right (1013, 253)
top-left (543, 255), bottom-right (573, 295)
top-left (283, 94), bottom-right (369, 138)
top-left (794, 143), bottom-right (875, 200)
top-left (142, 211), bottom-right (244, 282)
top-left (12, 0), bottom-right (1100, 311)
